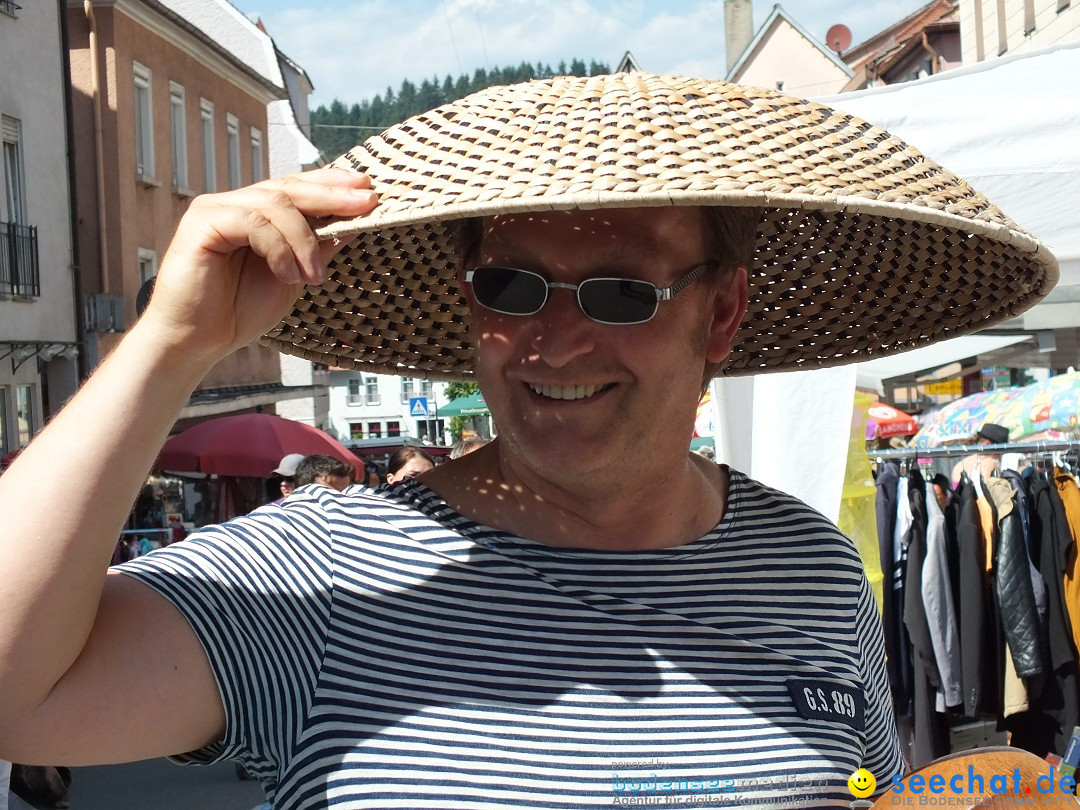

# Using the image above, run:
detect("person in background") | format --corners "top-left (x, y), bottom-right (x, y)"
top-left (695, 444), bottom-right (717, 463)
top-left (293, 454), bottom-right (354, 492)
top-left (270, 453), bottom-right (304, 503)
top-left (449, 437), bottom-right (491, 460)
top-left (951, 422), bottom-right (1009, 486)
top-left (384, 446), bottom-right (436, 484)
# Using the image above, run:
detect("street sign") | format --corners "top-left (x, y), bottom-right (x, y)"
top-left (409, 396), bottom-right (430, 417)
top-left (924, 379), bottom-right (963, 396)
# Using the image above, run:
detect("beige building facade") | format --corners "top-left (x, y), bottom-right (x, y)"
top-left (66, 0), bottom-right (305, 423)
top-left (727, 6), bottom-right (853, 96)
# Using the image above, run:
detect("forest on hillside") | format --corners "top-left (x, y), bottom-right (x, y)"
top-left (309, 58), bottom-right (611, 160)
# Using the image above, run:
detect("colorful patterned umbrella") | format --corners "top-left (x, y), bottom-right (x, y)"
top-left (988, 370), bottom-right (1080, 440)
top-left (912, 388), bottom-right (1019, 448)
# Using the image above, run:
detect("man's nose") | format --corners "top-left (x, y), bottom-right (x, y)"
top-left (527, 288), bottom-right (599, 368)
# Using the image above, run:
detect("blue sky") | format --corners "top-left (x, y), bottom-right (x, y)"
top-left (239, 0), bottom-right (933, 108)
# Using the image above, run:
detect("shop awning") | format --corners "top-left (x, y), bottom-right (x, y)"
top-left (855, 334), bottom-right (1032, 392)
top-left (438, 391), bottom-right (490, 417)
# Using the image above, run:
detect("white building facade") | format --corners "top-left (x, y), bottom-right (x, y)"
top-left (959, 0), bottom-right (1080, 63)
top-left (0, 0), bottom-right (80, 461)
top-left (327, 370), bottom-right (451, 446)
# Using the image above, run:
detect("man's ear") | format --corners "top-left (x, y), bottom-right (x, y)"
top-left (706, 265), bottom-right (748, 364)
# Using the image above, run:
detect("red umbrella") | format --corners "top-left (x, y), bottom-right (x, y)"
top-left (156, 413), bottom-right (363, 479)
top-left (865, 401), bottom-right (918, 440)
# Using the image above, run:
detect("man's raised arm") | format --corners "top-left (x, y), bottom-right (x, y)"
top-left (0, 168), bottom-right (376, 763)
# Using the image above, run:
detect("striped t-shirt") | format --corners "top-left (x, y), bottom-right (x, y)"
top-left (120, 468), bottom-right (902, 808)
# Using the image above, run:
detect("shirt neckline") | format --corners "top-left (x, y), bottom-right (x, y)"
top-left (377, 465), bottom-right (744, 561)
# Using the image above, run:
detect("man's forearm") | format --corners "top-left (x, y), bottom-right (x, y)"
top-left (0, 320), bottom-right (217, 722)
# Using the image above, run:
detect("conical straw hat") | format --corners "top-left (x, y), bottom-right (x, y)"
top-left (262, 72), bottom-right (1057, 379)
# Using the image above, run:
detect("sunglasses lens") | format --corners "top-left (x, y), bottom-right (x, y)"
top-left (578, 279), bottom-right (658, 324)
top-left (471, 267), bottom-right (547, 315)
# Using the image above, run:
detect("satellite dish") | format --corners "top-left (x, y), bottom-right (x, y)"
top-left (826, 23), bottom-right (852, 54)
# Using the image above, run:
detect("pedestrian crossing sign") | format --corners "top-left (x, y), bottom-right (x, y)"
top-left (409, 397), bottom-right (429, 417)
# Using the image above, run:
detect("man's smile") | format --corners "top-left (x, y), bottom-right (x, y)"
top-left (526, 382), bottom-right (616, 401)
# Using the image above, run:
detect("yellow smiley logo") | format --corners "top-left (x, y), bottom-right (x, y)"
top-left (848, 768), bottom-right (876, 798)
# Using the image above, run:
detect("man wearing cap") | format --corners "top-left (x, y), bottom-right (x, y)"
top-left (271, 452), bottom-right (305, 503)
top-left (0, 74), bottom-right (1056, 807)
top-left (951, 422), bottom-right (1010, 487)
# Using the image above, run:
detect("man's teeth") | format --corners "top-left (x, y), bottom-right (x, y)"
top-left (528, 383), bottom-right (607, 400)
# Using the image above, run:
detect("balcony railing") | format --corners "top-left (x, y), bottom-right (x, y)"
top-left (0, 221), bottom-right (40, 298)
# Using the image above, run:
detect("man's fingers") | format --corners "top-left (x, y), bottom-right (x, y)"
top-left (254, 170), bottom-right (378, 219)
top-left (246, 210), bottom-right (306, 284)
top-left (194, 185), bottom-right (364, 284)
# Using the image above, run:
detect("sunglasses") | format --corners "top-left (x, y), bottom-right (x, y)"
top-left (464, 263), bottom-right (709, 326)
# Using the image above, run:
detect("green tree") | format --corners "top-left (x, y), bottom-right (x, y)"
top-left (310, 57), bottom-right (611, 160)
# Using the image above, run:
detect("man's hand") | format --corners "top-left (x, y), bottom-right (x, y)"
top-left (139, 166), bottom-right (378, 362)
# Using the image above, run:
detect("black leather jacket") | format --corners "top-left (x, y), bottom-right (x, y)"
top-left (990, 477), bottom-right (1044, 678)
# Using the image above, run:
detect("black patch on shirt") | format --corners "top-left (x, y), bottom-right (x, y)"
top-left (786, 678), bottom-right (865, 731)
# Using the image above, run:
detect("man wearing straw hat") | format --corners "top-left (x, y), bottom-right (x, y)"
top-left (0, 74), bottom-right (1056, 807)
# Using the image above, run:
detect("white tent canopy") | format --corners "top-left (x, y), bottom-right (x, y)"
top-left (819, 42), bottom-right (1080, 292)
top-left (716, 44), bottom-right (1079, 521)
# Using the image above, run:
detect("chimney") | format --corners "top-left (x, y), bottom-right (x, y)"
top-left (725, 0), bottom-right (754, 74)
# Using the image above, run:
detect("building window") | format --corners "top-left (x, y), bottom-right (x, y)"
top-left (2, 115), bottom-right (27, 223)
top-left (138, 248), bottom-right (157, 283)
top-left (200, 99), bottom-right (216, 193)
top-left (133, 62), bottom-right (154, 179)
top-left (1059, 0), bottom-right (1071, 12)
top-left (364, 375), bottom-right (380, 405)
top-left (416, 418), bottom-right (445, 445)
top-left (250, 127), bottom-right (263, 183)
top-left (169, 82), bottom-right (188, 190)
top-left (367, 422), bottom-right (382, 439)
top-left (401, 377), bottom-right (415, 403)
top-left (996, 0), bottom-right (1008, 54)
top-left (347, 378), bottom-right (362, 405)
top-left (387, 421), bottom-right (401, 437)
top-left (1024, 0), bottom-right (1035, 32)
top-left (1, 115), bottom-right (38, 298)
top-left (349, 422), bottom-right (364, 440)
top-left (15, 383), bottom-right (34, 447)
top-left (0, 1), bottom-right (21, 18)
top-left (420, 379), bottom-right (434, 399)
top-left (226, 114), bottom-right (240, 189)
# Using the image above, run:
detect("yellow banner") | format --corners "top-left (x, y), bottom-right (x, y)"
top-left (924, 379), bottom-right (963, 395)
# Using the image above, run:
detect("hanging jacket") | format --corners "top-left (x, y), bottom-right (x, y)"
top-left (1052, 470), bottom-right (1080, 658)
top-left (1003, 470), bottom-right (1049, 660)
top-left (989, 476), bottom-right (1043, 678)
top-left (876, 461), bottom-right (910, 712)
top-left (956, 476), bottom-right (986, 719)
top-left (922, 478), bottom-right (962, 708)
top-left (1023, 473), bottom-right (1079, 757)
top-left (905, 469), bottom-right (940, 689)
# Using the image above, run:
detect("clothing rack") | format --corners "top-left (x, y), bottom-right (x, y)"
top-left (867, 440), bottom-right (1080, 461)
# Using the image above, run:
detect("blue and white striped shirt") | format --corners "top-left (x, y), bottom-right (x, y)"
top-left (120, 468), bottom-right (902, 808)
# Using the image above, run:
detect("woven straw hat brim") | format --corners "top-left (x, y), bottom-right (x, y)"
top-left (262, 73), bottom-right (1058, 380)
